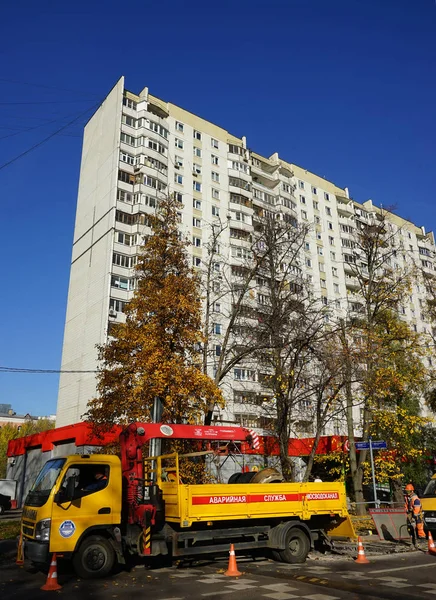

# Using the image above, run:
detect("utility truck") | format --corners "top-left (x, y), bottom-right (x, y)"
top-left (21, 422), bottom-right (355, 578)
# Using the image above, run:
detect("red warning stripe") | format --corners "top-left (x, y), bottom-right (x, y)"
top-left (191, 491), bottom-right (339, 505)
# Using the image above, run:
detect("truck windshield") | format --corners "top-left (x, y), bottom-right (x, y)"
top-left (25, 458), bottom-right (66, 507)
top-left (423, 479), bottom-right (436, 497)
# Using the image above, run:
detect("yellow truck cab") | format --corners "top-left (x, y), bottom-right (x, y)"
top-left (421, 473), bottom-right (436, 531)
top-left (23, 454), bottom-right (122, 577)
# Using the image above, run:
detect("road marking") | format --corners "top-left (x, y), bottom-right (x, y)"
top-left (370, 563), bottom-right (436, 574)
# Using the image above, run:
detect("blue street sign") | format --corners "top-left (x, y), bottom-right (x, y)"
top-left (355, 440), bottom-right (387, 450)
top-left (371, 440), bottom-right (387, 450)
top-left (355, 442), bottom-right (370, 450)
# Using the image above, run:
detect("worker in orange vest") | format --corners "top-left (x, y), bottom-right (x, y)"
top-left (404, 483), bottom-right (426, 543)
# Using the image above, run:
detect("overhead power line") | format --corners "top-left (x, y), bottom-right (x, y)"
top-left (0, 108), bottom-right (90, 141)
top-left (0, 77), bottom-right (101, 99)
top-left (0, 366), bottom-right (98, 374)
top-left (0, 102), bottom-right (99, 172)
top-left (0, 100), bottom-right (95, 106)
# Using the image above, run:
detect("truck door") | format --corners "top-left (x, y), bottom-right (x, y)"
top-left (50, 463), bottom-right (114, 554)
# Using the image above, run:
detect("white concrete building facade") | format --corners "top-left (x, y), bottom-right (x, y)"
top-left (56, 77), bottom-right (436, 431)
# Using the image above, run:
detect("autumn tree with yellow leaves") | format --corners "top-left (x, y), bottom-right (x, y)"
top-left (338, 208), bottom-right (429, 512)
top-left (0, 419), bottom-right (55, 478)
top-left (367, 407), bottom-right (433, 504)
top-left (86, 195), bottom-right (224, 428)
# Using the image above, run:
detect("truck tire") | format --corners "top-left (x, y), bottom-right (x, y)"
top-left (0, 505), bottom-right (4, 515)
top-left (73, 535), bottom-right (115, 579)
top-left (276, 528), bottom-right (310, 564)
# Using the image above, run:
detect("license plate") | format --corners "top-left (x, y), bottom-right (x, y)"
top-left (425, 518), bottom-right (436, 522)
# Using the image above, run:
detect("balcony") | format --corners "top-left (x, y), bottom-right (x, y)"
top-left (252, 174), bottom-right (280, 191)
top-left (147, 95), bottom-right (169, 119)
top-left (251, 161), bottom-right (279, 181)
top-left (336, 196), bottom-right (354, 216)
top-left (345, 274), bottom-right (360, 289)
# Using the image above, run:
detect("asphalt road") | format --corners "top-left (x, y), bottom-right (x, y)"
top-left (1, 544), bottom-right (436, 600)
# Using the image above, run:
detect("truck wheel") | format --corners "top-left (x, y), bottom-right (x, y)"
top-left (73, 535), bottom-right (115, 579)
top-left (277, 528), bottom-right (310, 564)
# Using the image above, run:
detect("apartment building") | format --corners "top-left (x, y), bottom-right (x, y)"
top-left (55, 76), bottom-right (436, 430)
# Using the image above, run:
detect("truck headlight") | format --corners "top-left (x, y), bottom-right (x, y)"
top-left (35, 518), bottom-right (51, 542)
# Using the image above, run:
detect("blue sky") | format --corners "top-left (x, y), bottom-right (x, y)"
top-left (0, 0), bottom-right (435, 417)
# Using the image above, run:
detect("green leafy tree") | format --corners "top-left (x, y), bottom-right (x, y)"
top-left (86, 195), bottom-right (224, 428)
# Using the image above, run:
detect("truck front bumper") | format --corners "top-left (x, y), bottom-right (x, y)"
top-left (24, 539), bottom-right (50, 564)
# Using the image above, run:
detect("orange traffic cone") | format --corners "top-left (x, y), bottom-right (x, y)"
top-left (41, 553), bottom-right (62, 591)
top-left (15, 532), bottom-right (24, 566)
top-left (427, 532), bottom-right (436, 556)
top-left (224, 543), bottom-right (242, 576)
top-left (355, 536), bottom-right (369, 564)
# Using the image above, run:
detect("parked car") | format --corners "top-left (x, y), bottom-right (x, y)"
top-left (0, 493), bottom-right (12, 515)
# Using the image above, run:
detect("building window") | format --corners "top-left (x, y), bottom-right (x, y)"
top-left (194, 147), bottom-right (202, 157)
top-left (305, 242), bottom-right (310, 251)
top-left (301, 210), bottom-right (308, 220)
top-left (111, 275), bottom-right (135, 291)
top-left (120, 132), bottom-right (136, 147)
top-left (193, 182), bottom-right (202, 192)
top-left (282, 183), bottom-right (291, 193)
top-left (312, 186), bottom-right (317, 194)
top-left (215, 345), bottom-right (222, 356)
top-left (324, 192), bottom-right (330, 201)
top-left (193, 130), bottom-right (202, 140)
top-left (193, 199), bottom-right (202, 210)
top-left (211, 154), bottom-right (219, 165)
top-left (175, 155), bottom-right (183, 168)
top-left (320, 279), bottom-right (326, 288)
top-left (333, 283), bottom-right (339, 293)
top-left (175, 121), bottom-right (184, 132)
top-left (117, 232), bottom-right (136, 246)
top-left (193, 217), bottom-right (202, 227)
top-left (117, 189), bottom-right (134, 204)
top-left (300, 195), bottom-right (306, 204)
top-left (326, 207), bottom-right (332, 216)
top-left (313, 201), bottom-right (319, 210)
top-left (123, 97), bottom-right (137, 110)
top-left (328, 222), bottom-right (333, 230)
top-left (299, 181), bottom-right (305, 189)
top-left (120, 150), bottom-right (135, 165)
top-left (113, 253), bottom-right (135, 268)
top-left (234, 369), bottom-right (256, 381)
top-left (212, 188), bottom-right (220, 199)
top-left (332, 267), bottom-right (338, 277)
top-left (193, 236), bottom-right (201, 247)
top-left (193, 257), bottom-right (201, 267)
top-left (330, 251), bottom-right (336, 260)
top-left (175, 138), bottom-right (184, 149)
top-left (317, 247), bottom-right (323, 255)
top-left (329, 236), bottom-right (335, 245)
top-left (212, 205), bottom-right (220, 217)
top-left (174, 174), bottom-right (183, 184)
top-left (212, 171), bottom-right (220, 182)
top-left (213, 323), bottom-right (222, 334)
top-left (211, 138), bottom-right (219, 149)
top-left (306, 258), bottom-right (312, 267)
top-left (110, 298), bottom-right (127, 313)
